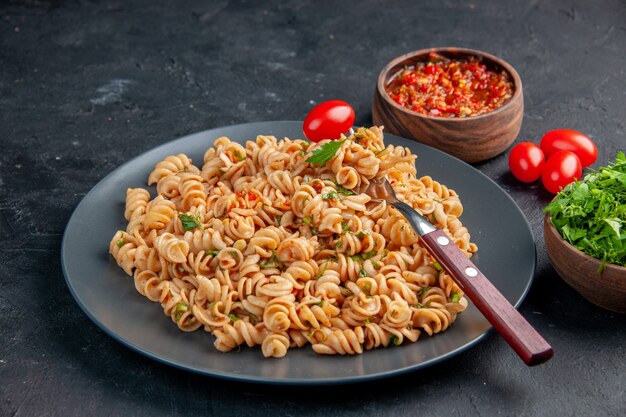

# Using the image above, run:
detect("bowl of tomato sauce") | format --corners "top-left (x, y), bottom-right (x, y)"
top-left (373, 47), bottom-right (523, 163)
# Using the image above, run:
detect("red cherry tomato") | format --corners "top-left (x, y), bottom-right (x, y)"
top-left (542, 151), bottom-right (582, 194)
top-left (540, 129), bottom-right (597, 167)
top-left (303, 100), bottom-right (355, 142)
top-left (508, 142), bottom-right (546, 183)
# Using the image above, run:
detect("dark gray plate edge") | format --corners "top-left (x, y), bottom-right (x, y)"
top-left (60, 120), bottom-right (536, 385)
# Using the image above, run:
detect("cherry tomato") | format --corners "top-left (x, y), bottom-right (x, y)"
top-left (540, 129), bottom-right (597, 167)
top-left (303, 100), bottom-right (355, 142)
top-left (508, 142), bottom-right (546, 183)
top-left (542, 151), bottom-right (582, 194)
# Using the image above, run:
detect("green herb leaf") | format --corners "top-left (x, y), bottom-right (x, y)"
top-left (350, 254), bottom-right (363, 264)
top-left (356, 230), bottom-right (371, 239)
top-left (389, 334), bottom-right (400, 346)
top-left (341, 221), bottom-right (350, 233)
top-left (333, 181), bottom-right (356, 196)
top-left (260, 250), bottom-right (280, 269)
top-left (302, 216), bottom-right (313, 226)
top-left (178, 213), bottom-right (203, 231)
top-left (363, 250), bottom-right (377, 260)
top-left (359, 269), bottom-right (367, 277)
top-left (316, 300), bottom-right (324, 307)
top-left (433, 261), bottom-right (443, 271)
top-left (336, 240), bottom-right (342, 248)
top-left (228, 313), bottom-right (239, 322)
top-left (233, 150), bottom-right (246, 161)
top-left (375, 147), bottom-right (387, 156)
top-left (174, 302), bottom-right (188, 321)
top-left (116, 238), bottom-right (125, 248)
top-left (451, 292), bottom-right (460, 303)
top-left (322, 192), bottom-right (340, 200)
top-left (417, 286), bottom-right (431, 297)
top-left (205, 249), bottom-right (220, 256)
top-left (372, 261), bottom-right (380, 269)
top-left (306, 140), bottom-right (345, 166)
top-left (363, 284), bottom-right (371, 293)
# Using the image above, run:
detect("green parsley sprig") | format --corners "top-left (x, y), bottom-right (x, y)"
top-left (178, 213), bottom-right (203, 231)
top-left (306, 140), bottom-right (345, 166)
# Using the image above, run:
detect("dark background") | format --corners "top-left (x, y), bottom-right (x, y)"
top-left (2, 0), bottom-right (625, 416)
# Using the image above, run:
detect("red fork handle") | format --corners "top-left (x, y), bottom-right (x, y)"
top-left (420, 229), bottom-right (553, 366)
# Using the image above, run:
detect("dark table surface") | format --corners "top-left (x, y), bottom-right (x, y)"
top-left (2, 0), bottom-right (625, 416)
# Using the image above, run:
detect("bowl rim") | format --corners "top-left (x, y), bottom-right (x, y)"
top-left (544, 212), bottom-right (626, 273)
top-left (376, 47), bottom-right (523, 122)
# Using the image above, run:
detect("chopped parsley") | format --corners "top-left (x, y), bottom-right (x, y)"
top-left (116, 238), bottom-right (125, 248)
top-left (545, 152), bottom-right (626, 270)
top-left (362, 250), bottom-right (377, 260)
top-left (322, 192), bottom-right (340, 200)
top-left (333, 181), bottom-right (356, 196)
top-left (433, 261), bottom-right (443, 271)
top-left (372, 261), bottom-right (380, 269)
top-left (233, 149), bottom-right (246, 161)
top-left (451, 292), bottom-right (460, 303)
top-left (178, 213), bottom-right (203, 231)
top-left (205, 249), bottom-right (220, 256)
top-left (315, 300), bottom-right (324, 307)
top-left (363, 284), bottom-right (371, 293)
top-left (341, 221), bottom-right (350, 233)
top-left (359, 269), bottom-right (367, 277)
top-left (174, 302), bottom-right (188, 321)
top-left (336, 240), bottom-right (343, 248)
top-left (305, 140), bottom-right (345, 166)
top-left (349, 254), bottom-right (363, 264)
top-left (389, 334), bottom-right (400, 346)
top-left (417, 286), bottom-right (431, 297)
top-left (260, 250), bottom-right (280, 268)
top-left (356, 230), bottom-right (370, 239)
top-left (228, 250), bottom-right (240, 262)
top-left (228, 313), bottom-right (239, 322)
top-left (302, 216), bottom-right (313, 226)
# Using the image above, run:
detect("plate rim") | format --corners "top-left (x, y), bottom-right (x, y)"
top-left (61, 120), bottom-right (536, 385)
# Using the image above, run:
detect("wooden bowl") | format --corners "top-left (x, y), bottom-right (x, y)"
top-left (544, 214), bottom-right (626, 314)
top-left (372, 47), bottom-right (523, 163)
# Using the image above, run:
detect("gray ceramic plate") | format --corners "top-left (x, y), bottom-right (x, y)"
top-left (61, 121), bottom-right (535, 385)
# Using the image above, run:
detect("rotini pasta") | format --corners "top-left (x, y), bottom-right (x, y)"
top-left (109, 126), bottom-right (476, 358)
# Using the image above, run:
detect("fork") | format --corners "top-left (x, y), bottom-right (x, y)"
top-left (363, 178), bottom-right (553, 366)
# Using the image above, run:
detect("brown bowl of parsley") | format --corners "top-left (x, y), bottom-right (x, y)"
top-left (544, 152), bottom-right (626, 314)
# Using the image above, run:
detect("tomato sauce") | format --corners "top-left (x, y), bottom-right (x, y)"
top-left (385, 53), bottom-right (514, 118)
